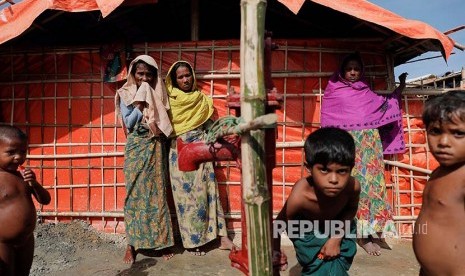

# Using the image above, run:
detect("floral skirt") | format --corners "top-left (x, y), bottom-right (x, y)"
top-left (169, 127), bottom-right (228, 248)
top-left (349, 129), bottom-right (395, 236)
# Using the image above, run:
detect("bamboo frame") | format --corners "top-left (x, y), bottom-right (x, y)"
top-left (0, 0), bottom-right (14, 6)
top-left (0, 39), bottom-right (441, 238)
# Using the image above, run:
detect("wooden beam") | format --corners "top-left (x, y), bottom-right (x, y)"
top-left (191, 0), bottom-right (199, 41)
top-left (0, 0), bottom-right (15, 6)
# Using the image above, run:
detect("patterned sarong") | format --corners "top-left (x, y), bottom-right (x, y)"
top-left (168, 126), bottom-right (228, 248)
top-left (349, 129), bottom-right (396, 236)
top-left (124, 125), bottom-right (174, 250)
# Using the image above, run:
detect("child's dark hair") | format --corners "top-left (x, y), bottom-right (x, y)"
top-left (0, 125), bottom-right (28, 143)
top-left (304, 127), bottom-right (355, 168)
top-left (422, 90), bottom-right (465, 128)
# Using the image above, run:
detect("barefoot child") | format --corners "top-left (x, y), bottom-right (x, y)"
top-left (0, 125), bottom-right (51, 275)
top-left (413, 90), bottom-right (465, 275)
top-left (273, 127), bottom-right (360, 275)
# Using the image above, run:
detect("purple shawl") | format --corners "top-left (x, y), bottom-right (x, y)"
top-left (321, 73), bottom-right (406, 154)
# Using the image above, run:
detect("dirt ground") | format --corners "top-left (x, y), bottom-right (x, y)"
top-left (30, 220), bottom-right (420, 276)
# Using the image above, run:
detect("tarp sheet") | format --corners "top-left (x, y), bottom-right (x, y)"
top-left (0, 0), bottom-right (456, 61)
top-left (0, 0), bottom-right (125, 45)
top-left (278, 0), bottom-right (455, 60)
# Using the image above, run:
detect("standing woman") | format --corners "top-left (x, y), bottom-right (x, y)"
top-left (115, 55), bottom-right (174, 263)
top-left (320, 52), bottom-right (407, 256)
top-left (166, 61), bottom-right (234, 255)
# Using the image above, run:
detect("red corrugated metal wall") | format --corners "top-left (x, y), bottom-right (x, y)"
top-left (0, 39), bottom-right (435, 237)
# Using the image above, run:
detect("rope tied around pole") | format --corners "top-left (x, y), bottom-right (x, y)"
top-left (205, 113), bottom-right (278, 144)
top-left (205, 116), bottom-right (245, 144)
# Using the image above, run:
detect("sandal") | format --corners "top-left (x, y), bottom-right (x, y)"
top-left (188, 248), bottom-right (206, 256)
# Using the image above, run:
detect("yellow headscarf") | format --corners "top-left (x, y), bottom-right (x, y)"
top-left (165, 61), bottom-right (214, 137)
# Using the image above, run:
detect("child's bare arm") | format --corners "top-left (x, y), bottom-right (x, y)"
top-left (320, 178), bottom-right (360, 259)
top-left (29, 180), bottom-right (51, 205)
top-left (273, 180), bottom-right (306, 271)
top-left (20, 167), bottom-right (51, 205)
top-left (273, 180), bottom-right (306, 249)
top-left (272, 207), bottom-right (289, 272)
top-left (273, 200), bottom-right (296, 253)
top-left (338, 178), bottom-right (360, 222)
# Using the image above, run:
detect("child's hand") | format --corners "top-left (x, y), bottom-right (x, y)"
top-left (318, 238), bottom-right (341, 260)
top-left (272, 249), bottom-right (288, 271)
top-left (19, 165), bottom-right (36, 185)
top-left (20, 165), bottom-right (51, 205)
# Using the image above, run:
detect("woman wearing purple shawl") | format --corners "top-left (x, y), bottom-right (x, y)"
top-left (321, 52), bottom-right (407, 256)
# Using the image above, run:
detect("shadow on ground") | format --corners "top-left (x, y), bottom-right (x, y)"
top-left (30, 221), bottom-right (419, 276)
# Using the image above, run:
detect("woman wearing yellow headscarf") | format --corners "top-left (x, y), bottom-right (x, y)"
top-left (166, 61), bottom-right (234, 255)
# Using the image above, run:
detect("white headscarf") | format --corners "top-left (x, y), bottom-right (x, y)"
top-left (115, 55), bottom-right (172, 137)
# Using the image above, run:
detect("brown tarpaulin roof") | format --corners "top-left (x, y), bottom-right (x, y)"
top-left (0, 0), bottom-right (456, 61)
top-left (0, 0), bottom-right (125, 44)
top-left (278, 0), bottom-right (455, 60)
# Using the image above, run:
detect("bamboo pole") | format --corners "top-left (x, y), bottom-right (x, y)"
top-left (207, 113), bottom-right (277, 142)
top-left (37, 211), bottom-right (244, 219)
top-left (240, 0), bottom-right (273, 274)
top-left (26, 152), bottom-right (123, 159)
top-left (89, 49), bottom-right (96, 217)
top-left (67, 53), bottom-right (73, 214)
top-left (191, 0), bottom-right (199, 41)
top-left (384, 160), bottom-right (432, 175)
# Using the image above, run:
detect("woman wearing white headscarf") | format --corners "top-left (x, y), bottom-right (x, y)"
top-left (115, 55), bottom-right (174, 263)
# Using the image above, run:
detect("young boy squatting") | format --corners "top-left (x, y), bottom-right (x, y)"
top-left (273, 127), bottom-right (360, 275)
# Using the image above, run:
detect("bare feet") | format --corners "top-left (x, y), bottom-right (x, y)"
top-left (188, 247), bottom-right (206, 256)
top-left (161, 249), bottom-right (174, 260)
top-left (372, 237), bottom-right (392, 250)
top-left (371, 241), bottom-right (381, 252)
top-left (123, 245), bottom-right (137, 264)
top-left (218, 236), bottom-right (235, 250)
top-left (357, 238), bottom-right (381, 256)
